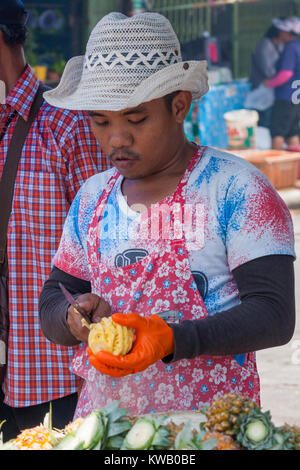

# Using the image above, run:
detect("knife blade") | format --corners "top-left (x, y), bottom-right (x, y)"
top-left (157, 310), bottom-right (180, 324)
top-left (59, 282), bottom-right (92, 325)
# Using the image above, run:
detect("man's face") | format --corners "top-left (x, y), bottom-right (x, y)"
top-left (279, 31), bottom-right (296, 43)
top-left (88, 94), bottom-right (189, 180)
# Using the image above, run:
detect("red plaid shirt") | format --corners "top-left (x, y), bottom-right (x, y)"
top-left (0, 65), bottom-right (109, 407)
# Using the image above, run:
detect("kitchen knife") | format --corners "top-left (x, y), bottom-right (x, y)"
top-left (59, 282), bottom-right (92, 325)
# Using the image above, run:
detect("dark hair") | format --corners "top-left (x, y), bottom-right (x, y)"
top-left (164, 91), bottom-right (180, 112)
top-left (0, 23), bottom-right (27, 46)
top-left (265, 24), bottom-right (281, 39)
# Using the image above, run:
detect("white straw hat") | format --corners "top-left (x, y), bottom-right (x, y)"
top-left (43, 12), bottom-right (209, 111)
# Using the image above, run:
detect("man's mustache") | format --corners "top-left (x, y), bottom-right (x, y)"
top-left (109, 149), bottom-right (140, 161)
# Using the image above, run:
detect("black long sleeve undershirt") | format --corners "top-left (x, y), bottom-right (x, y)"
top-left (39, 254), bottom-right (295, 360)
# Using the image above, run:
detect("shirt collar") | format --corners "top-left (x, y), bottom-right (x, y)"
top-left (5, 64), bottom-right (40, 121)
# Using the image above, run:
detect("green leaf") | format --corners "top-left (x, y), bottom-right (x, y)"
top-left (174, 421), bottom-right (195, 450)
top-left (106, 435), bottom-right (125, 450)
top-left (107, 420), bottom-right (132, 438)
top-left (107, 407), bottom-right (128, 424)
top-left (103, 401), bottom-right (121, 416)
top-left (54, 432), bottom-right (82, 450)
top-left (201, 439), bottom-right (218, 450)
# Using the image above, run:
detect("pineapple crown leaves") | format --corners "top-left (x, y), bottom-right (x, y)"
top-left (199, 405), bottom-right (210, 416)
top-left (139, 415), bottom-right (171, 449)
top-left (135, 414), bottom-right (170, 433)
top-left (42, 401), bottom-right (63, 447)
top-left (121, 415), bottom-right (171, 451)
top-left (0, 420), bottom-right (6, 448)
top-left (236, 409), bottom-right (277, 450)
top-left (43, 402), bottom-right (52, 430)
top-left (103, 400), bottom-right (127, 419)
top-left (102, 401), bottom-right (132, 447)
top-left (102, 401), bottom-right (132, 439)
top-left (54, 409), bottom-right (107, 450)
top-left (150, 426), bottom-right (171, 450)
top-left (270, 427), bottom-right (294, 451)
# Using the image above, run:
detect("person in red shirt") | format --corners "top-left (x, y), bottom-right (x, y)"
top-left (0, 0), bottom-right (109, 441)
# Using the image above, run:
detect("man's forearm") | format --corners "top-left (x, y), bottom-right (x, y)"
top-left (40, 256), bottom-right (295, 359)
top-left (39, 267), bottom-right (91, 346)
top-left (165, 255), bottom-right (295, 362)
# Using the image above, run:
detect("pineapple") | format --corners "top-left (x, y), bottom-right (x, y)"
top-left (203, 432), bottom-right (241, 450)
top-left (269, 427), bottom-right (295, 450)
top-left (205, 393), bottom-right (259, 436)
top-left (172, 421), bottom-right (217, 450)
top-left (63, 417), bottom-right (84, 435)
top-left (54, 401), bottom-right (132, 451)
top-left (165, 421), bottom-right (184, 447)
top-left (281, 424), bottom-right (300, 450)
top-left (102, 401), bottom-right (132, 450)
top-left (14, 426), bottom-right (57, 450)
top-left (86, 316), bottom-right (134, 356)
top-left (0, 406), bottom-right (64, 450)
top-left (54, 409), bottom-right (107, 450)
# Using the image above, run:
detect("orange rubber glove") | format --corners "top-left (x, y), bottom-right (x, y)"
top-left (87, 313), bottom-right (174, 377)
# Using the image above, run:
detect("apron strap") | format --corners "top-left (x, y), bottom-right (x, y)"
top-left (0, 84), bottom-right (50, 264)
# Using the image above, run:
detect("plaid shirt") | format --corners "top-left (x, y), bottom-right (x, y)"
top-left (0, 65), bottom-right (110, 407)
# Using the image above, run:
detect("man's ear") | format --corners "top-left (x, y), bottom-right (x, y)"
top-left (171, 91), bottom-right (192, 123)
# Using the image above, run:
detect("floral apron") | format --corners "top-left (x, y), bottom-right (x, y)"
top-left (72, 147), bottom-right (260, 419)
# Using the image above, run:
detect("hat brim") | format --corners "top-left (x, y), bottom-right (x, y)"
top-left (43, 56), bottom-right (209, 111)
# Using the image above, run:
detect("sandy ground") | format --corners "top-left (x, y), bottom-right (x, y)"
top-left (256, 209), bottom-right (300, 426)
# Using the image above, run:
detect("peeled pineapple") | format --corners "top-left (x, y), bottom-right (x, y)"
top-left (14, 426), bottom-right (63, 450)
top-left (87, 316), bottom-right (134, 356)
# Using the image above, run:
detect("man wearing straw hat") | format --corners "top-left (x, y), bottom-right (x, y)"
top-left (40, 12), bottom-right (295, 418)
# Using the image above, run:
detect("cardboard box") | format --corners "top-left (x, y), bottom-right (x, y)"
top-left (232, 150), bottom-right (300, 190)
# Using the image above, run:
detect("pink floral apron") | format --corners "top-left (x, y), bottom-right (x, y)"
top-left (72, 147), bottom-right (260, 419)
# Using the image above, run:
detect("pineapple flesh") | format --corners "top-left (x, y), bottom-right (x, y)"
top-left (87, 316), bottom-right (134, 356)
top-left (14, 426), bottom-right (62, 450)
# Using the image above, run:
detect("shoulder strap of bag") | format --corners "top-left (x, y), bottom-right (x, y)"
top-left (0, 84), bottom-right (50, 263)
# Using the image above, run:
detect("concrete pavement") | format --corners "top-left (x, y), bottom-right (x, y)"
top-left (278, 184), bottom-right (300, 210)
top-left (256, 208), bottom-right (300, 426)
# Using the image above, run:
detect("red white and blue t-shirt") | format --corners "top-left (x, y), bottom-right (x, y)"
top-left (53, 146), bottom-right (295, 318)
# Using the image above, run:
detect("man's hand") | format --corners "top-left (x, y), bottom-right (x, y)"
top-left (67, 293), bottom-right (111, 343)
top-left (87, 313), bottom-right (174, 376)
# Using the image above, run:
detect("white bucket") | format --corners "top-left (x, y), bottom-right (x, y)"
top-left (224, 109), bottom-right (259, 149)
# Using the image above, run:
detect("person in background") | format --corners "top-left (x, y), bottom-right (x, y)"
top-left (264, 17), bottom-right (300, 150)
top-left (0, 0), bottom-right (109, 441)
top-left (250, 18), bottom-right (289, 128)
